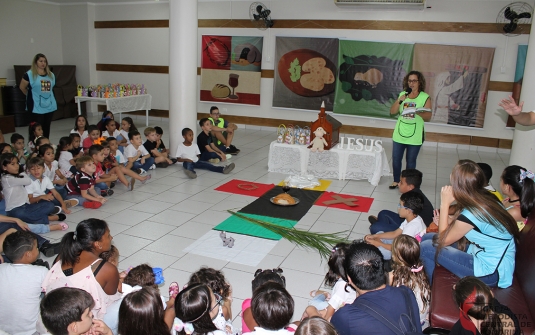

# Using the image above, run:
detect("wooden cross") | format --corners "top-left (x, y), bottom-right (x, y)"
top-left (322, 195), bottom-right (359, 207)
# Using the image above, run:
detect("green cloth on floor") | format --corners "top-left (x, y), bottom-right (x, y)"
top-left (214, 213), bottom-right (297, 240)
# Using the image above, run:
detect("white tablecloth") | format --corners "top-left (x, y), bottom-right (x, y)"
top-left (74, 95), bottom-right (152, 126)
top-left (268, 141), bottom-right (391, 186)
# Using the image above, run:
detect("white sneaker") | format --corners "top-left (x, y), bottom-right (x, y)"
top-left (139, 168), bottom-right (148, 176)
top-left (226, 154), bottom-right (232, 160)
top-left (149, 164), bottom-right (156, 170)
top-left (208, 158), bottom-right (220, 164)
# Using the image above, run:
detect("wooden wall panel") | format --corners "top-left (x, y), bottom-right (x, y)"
top-left (96, 64), bottom-right (169, 74)
top-left (95, 19), bottom-right (529, 34)
top-left (95, 20), bottom-right (168, 28)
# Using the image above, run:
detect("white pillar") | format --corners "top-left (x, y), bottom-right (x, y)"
top-left (169, 0), bottom-right (198, 157)
top-left (510, 24), bottom-right (535, 168)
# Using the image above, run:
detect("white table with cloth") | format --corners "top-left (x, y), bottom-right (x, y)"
top-left (75, 94), bottom-right (152, 126)
top-left (268, 141), bottom-right (391, 186)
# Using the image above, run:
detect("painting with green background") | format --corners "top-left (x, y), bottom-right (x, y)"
top-left (334, 40), bottom-right (414, 118)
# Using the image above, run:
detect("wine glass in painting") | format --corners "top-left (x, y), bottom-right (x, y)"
top-left (228, 73), bottom-right (239, 99)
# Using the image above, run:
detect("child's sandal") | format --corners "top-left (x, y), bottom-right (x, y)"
top-left (59, 222), bottom-right (69, 231)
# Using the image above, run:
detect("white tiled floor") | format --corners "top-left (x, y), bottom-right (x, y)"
top-left (4, 115), bottom-right (511, 327)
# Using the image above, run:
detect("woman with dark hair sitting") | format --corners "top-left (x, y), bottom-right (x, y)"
top-left (42, 219), bottom-right (121, 329)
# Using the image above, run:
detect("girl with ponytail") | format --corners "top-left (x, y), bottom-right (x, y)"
top-left (42, 219), bottom-right (121, 324)
top-left (500, 165), bottom-right (535, 228)
top-left (450, 276), bottom-right (519, 335)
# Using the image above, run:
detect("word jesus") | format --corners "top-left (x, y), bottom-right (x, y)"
top-left (338, 137), bottom-right (383, 152)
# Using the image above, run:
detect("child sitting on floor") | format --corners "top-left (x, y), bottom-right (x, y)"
top-left (102, 118), bottom-right (127, 146)
top-left (477, 162), bottom-right (503, 201)
top-left (243, 282), bottom-right (295, 335)
top-left (40, 287), bottom-right (112, 335)
top-left (119, 117), bottom-right (137, 150)
top-left (69, 133), bottom-right (84, 158)
top-left (57, 136), bottom-right (76, 178)
top-left (71, 115), bottom-right (89, 142)
top-left (176, 127), bottom-right (235, 179)
top-left (0, 231), bottom-right (49, 335)
top-left (10, 133), bottom-right (28, 166)
top-left (100, 244), bottom-right (120, 267)
top-left (154, 126), bottom-right (169, 155)
top-left (65, 156), bottom-right (107, 209)
top-left (125, 131), bottom-right (155, 175)
top-left (39, 144), bottom-right (69, 189)
top-left (82, 125), bottom-right (103, 153)
top-left (369, 169), bottom-right (434, 234)
top-left (365, 190), bottom-right (427, 260)
top-left (27, 122), bottom-right (43, 153)
top-left (173, 283), bottom-right (227, 335)
top-left (188, 267), bottom-right (233, 324)
top-left (118, 286), bottom-right (171, 335)
top-left (31, 136), bottom-right (51, 160)
top-left (303, 242), bottom-right (357, 321)
top-left (500, 165), bottom-right (535, 230)
top-left (389, 235), bottom-right (431, 329)
top-left (143, 127), bottom-right (174, 168)
top-left (0, 154), bottom-right (64, 234)
top-left (25, 157), bottom-right (74, 228)
top-left (242, 268), bottom-right (291, 333)
top-left (102, 140), bottom-right (150, 190)
top-left (88, 144), bottom-right (116, 197)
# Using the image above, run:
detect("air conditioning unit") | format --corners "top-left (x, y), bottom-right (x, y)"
top-left (334, 0), bottom-right (425, 10)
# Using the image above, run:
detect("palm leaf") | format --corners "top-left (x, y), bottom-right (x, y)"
top-left (227, 210), bottom-right (349, 260)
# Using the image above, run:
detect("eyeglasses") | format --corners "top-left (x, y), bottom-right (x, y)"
top-left (210, 293), bottom-right (223, 314)
top-left (408, 79), bottom-right (418, 83)
top-left (397, 203), bottom-right (412, 210)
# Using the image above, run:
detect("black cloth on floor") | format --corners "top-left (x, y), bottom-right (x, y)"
top-left (238, 186), bottom-right (324, 221)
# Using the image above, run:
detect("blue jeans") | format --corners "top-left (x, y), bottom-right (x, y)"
top-left (65, 187), bottom-right (101, 206)
top-left (7, 202), bottom-right (55, 225)
top-left (374, 231), bottom-right (394, 260)
top-left (0, 222), bottom-right (48, 248)
top-left (132, 157), bottom-right (155, 171)
top-left (308, 293), bottom-right (329, 311)
top-left (199, 151), bottom-right (221, 161)
top-left (392, 141), bottom-right (421, 183)
top-left (370, 210), bottom-right (403, 234)
top-left (95, 182), bottom-right (109, 191)
top-left (420, 233), bottom-right (499, 287)
top-left (0, 199), bottom-right (5, 215)
top-left (183, 161), bottom-right (224, 174)
top-left (52, 186), bottom-right (68, 207)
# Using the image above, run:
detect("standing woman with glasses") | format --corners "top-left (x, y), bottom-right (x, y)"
top-left (389, 71), bottom-right (432, 190)
top-left (19, 54), bottom-right (57, 139)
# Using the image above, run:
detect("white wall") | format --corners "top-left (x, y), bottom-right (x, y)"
top-left (0, 0), bottom-right (63, 85)
top-left (90, 0), bottom-right (532, 140)
top-left (11, 0), bottom-right (527, 140)
top-left (60, 3), bottom-right (97, 86)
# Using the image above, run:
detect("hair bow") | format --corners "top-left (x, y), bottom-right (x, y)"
top-left (173, 317), bottom-right (194, 335)
top-left (519, 169), bottom-right (535, 182)
top-left (73, 231), bottom-right (77, 240)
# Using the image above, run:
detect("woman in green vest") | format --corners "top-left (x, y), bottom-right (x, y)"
top-left (389, 71), bottom-right (432, 189)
